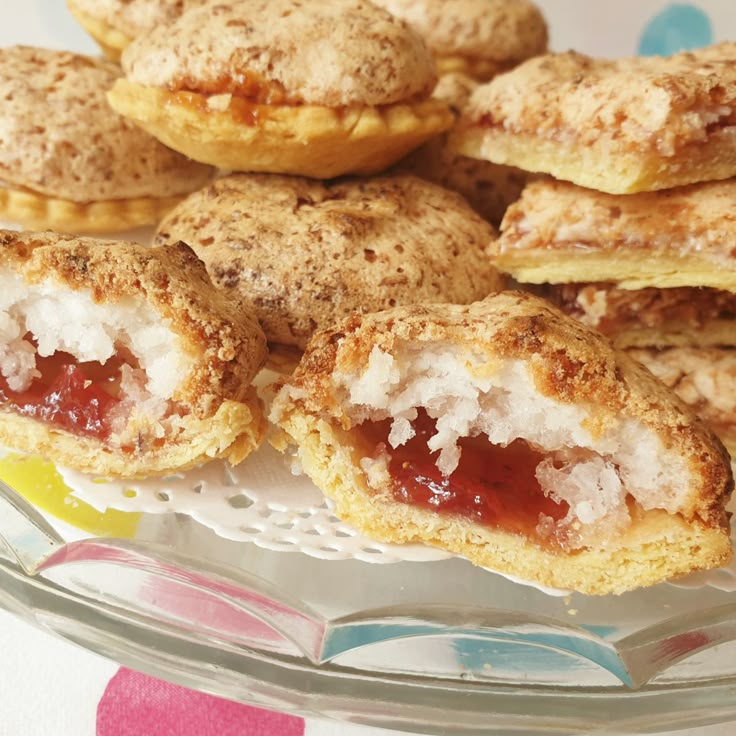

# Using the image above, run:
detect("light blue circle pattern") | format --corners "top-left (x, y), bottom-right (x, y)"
top-left (638, 3), bottom-right (714, 56)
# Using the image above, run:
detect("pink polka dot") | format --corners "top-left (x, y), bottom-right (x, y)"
top-left (97, 668), bottom-right (305, 736)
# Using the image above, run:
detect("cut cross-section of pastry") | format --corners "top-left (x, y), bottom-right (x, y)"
top-left (492, 178), bottom-right (736, 290)
top-left (271, 292), bottom-right (733, 595)
top-left (107, 0), bottom-right (454, 177)
top-left (452, 43), bottom-right (736, 194)
top-left (371, 0), bottom-right (548, 81)
top-left (0, 46), bottom-right (213, 233)
top-left (0, 230), bottom-right (267, 477)
top-left (66, 0), bottom-right (189, 61)
top-left (155, 173), bottom-right (505, 370)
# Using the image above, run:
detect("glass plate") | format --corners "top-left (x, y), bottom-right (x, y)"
top-left (2, 470), bottom-right (736, 736)
top-left (4, 2), bottom-right (736, 734)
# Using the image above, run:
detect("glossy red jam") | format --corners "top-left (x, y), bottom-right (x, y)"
top-left (358, 409), bottom-right (568, 542)
top-left (0, 350), bottom-right (123, 439)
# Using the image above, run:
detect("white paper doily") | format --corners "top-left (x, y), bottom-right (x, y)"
top-left (59, 443), bottom-right (452, 565)
top-left (45, 445), bottom-right (736, 593)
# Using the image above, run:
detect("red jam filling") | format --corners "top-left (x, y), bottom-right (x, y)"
top-left (0, 349), bottom-right (124, 439)
top-left (358, 409), bottom-right (568, 544)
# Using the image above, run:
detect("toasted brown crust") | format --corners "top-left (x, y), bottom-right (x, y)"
top-left (372, 0), bottom-right (547, 80)
top-left (121, 0), bottom-right (437, 108)
top-left (452, 44), bottom-right (736, 193)
top-left (0, 230), bottom-right (267, 415)
top-left (0, 230), bottom-right (268, 475)
top-left (0, 46), bottom-right (213, 203)
top-left (542, 283), bottom-right (736, 348)
top-left (492, 179), bottom-right (736, 290)
top-left (155, 173), bottom-right (504, 351)
top-left (271, 292), bottom-right (733, 593)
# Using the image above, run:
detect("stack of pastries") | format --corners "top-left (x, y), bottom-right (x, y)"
top-left (0, 0), bottom-right (732, 595)
top-left (452, 43), bottom-right (736, 457)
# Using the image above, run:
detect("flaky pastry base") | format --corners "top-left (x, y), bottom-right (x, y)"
top-left (107, 80), bottom-right (454, 177)
top-left (66, 2), bottom-right (132, 62)
top-left (0, 185), bottom-right (183, 233)
top-left (0, 388), bottom-right (266, 478)
top-left (453, 126), bottom-right (736, 195)
top-left (492, 251), bottom-right (736, 291)
top-left (276, 411), bottom-right (732, 596)
top-left (435, 55), bottom-right (510, 82)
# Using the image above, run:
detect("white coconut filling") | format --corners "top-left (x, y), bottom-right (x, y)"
top-left (0, 269), bottom-right (193, 431)
top-left (338, 344), bottom-right (691, 548)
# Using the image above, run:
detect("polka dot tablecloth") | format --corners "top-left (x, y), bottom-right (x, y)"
top-left (1, 2), bottom-right (736, 736)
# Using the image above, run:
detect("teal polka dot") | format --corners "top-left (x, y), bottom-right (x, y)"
top-left (638, 3), bottom-right (713, 56)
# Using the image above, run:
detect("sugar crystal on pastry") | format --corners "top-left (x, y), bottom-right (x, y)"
top-left (108, 0), bottom-right (454, 177)
top-left (0, 230), bottom-right (267, 478)
top-left (272, 292), bottom-right (733, 595)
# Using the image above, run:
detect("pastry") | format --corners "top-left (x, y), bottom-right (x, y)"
top-left (107, 0), bottom-right (454, 177)
top-left (66, 0), bottom-right (188, 61)
top-left (491, 178), bottom-right (736, 290)
top-left (371, 0), bottom-right (547, 81)
top-left (271, 292), bottom-right (733, 595)
top-left (0, 46), bottom-right (213, 233)
top-left (0, 230), bottom-right (267, 477)
top-left (154, 173), bottom-right (505, 367)
top-left (542, 283), bottom-right (736, 349)
top-left (629, 346), bottom-right (736, 456)
top-left (452, 43), bottom-right (736, 194)
top-left (392, 73), bottom-right (530, 226)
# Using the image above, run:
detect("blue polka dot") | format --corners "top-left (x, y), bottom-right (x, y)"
top-left (638, 3), bottom-right (713, 56)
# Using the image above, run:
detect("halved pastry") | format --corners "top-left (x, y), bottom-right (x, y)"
top-left (107, 0), bottom-right (454, 177)
top-left (271, 292), bottom-right (733, 595)
top-left (0, 46), bottom-right (213, 233)
top-left (66, 0), bottom-right (188, 61)
top-left (371, 0), bottom-right (547, 81)
top-left (154, 173), bottom-right (505, 369)
top-left (0, 230), bottom-right (267, 477)
top-left (629, 346), bottom-right (736, 456)
top-left (492, 178), bottom-right (736, 290)
top-left (392, 72), bottom-right (530, 226)
top-left (452, 43), bottom-right (736, 194)
top-left (542, 283), bottom-right (736, 349)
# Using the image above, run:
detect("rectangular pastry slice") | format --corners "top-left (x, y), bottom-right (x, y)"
top-left (492, 178), bottom-right (736, 291)
top-left (0, 230), bottom-right (267, 477)
top-left (271, 292), bottom-right (733, 595)
top-left (452, 43), bottom-right (736, 194)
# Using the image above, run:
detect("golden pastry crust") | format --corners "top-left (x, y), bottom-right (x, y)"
top-left (493, 179), bottom-right (736, 289)
top-left (107, 81), bottom-right (453, 177)
top-left (629, 346), bottom-right (736, 457)
top-left (0, 230), bottom-right (268, 476)
top-left (272, 292), bottom-right (733, 594)
top-left (452, 44), bottom-right (736, 194)
top-left (0, 46), bottom-right (212, 213)
top-left (67, 0), bottom-right (186, 59)
top-left (0, 185), bottom-right (184, 234)
top-left (543, 283), bottom-right (736, 349)
top-left (65, 3), bottom-right (133, 61)
top-left (155, 173), bottom-right (504, 352)
top-left (373, 0), bottom-right (548, 81)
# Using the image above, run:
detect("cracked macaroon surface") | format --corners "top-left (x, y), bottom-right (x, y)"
top-left (0, 45), bottom-right (212, 202)
top-left (0, 230), bottom-right (267, 476)
top-left (120, 0), bottom-right (438, 107)
top-left (271, 291), bottom-right (733, 594)
top-left (155, 173), bottom-right (505, 352)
